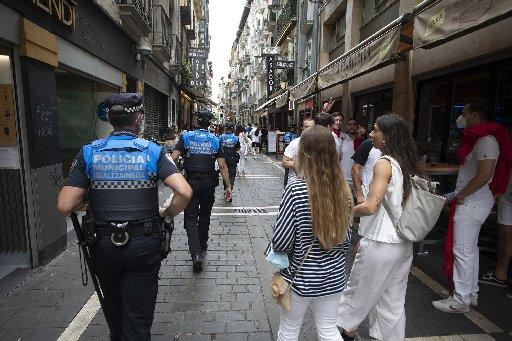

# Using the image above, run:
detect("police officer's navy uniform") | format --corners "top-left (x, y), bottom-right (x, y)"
top-left (219, 131), bottom-right (240, 189)
top-left (174, 127), bottom-right (224, 260)
top-left (67, 95), bottom-right (179, 341)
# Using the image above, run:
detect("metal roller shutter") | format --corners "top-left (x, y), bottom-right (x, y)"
top-left (144, 85), bottom-right (164, 139)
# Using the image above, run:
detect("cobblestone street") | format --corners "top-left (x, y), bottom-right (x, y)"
top-left (1, 155), bottom-right (511, 340)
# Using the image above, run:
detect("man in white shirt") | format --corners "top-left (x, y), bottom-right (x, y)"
top-left (282, 118), bottom-right (315, 185)
top-left (433, 100), bottom-right (499, 313)
top-left (352, 139), bottom-right (382, 204)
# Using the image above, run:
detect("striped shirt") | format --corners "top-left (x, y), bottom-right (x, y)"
top-left (272, 179), bottom-right (352, 297)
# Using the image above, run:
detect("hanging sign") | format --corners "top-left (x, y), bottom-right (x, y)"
top-left (188, 47), bottom-right (208, 59)
top-left (266, 55), bottom-right (276, 96)
top-left (31, 0), bottom-right (76, 29)
top-left (0, 85), bottom-right (17, 146)
top-left (275, 60), bottom-right (295, 69)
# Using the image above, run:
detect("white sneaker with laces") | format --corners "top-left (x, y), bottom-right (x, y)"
top-left (432, 296), bottom-right (469, 313)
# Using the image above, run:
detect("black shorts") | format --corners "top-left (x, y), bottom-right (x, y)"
top-left (252, 142), bottom-right (260, 147)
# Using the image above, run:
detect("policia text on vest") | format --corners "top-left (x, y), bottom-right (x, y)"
top-left (57, 93), bottom-right (192, 340)
top-left (171, 110), bottom-right (232, 272)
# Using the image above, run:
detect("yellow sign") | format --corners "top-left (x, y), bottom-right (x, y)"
top-left (0, 85), bottom-right (17, 146)
top-left (31, 0), bottom-right (76, 29)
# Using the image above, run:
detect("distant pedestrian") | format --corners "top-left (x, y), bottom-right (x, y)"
top-left (219, 122), bottom-right (240, 203)
top-left (273, 125), bottom-right (353, 341)
top-left (236, 125), bottom-right (251, 177)
top-left (250, 124), bottom-right (261, 157)
top-left (338, 114), bottom-right (424, 341)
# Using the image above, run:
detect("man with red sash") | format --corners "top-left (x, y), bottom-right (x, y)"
top-left (433, 99), bottom-right (512, 313)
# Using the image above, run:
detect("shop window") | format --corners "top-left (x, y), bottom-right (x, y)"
top-left (446, 72), bottom-right (492, 162)
top-left (355, 88), bottom-right (393, 133)
top-left (496, 68), bottom-right (512, 132)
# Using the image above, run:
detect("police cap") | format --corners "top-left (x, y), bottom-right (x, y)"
top-left (106, 93), bottom-right (143, 113)
top-left (196, 110), bottom-right (214, 123)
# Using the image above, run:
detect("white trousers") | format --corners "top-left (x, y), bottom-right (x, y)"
top-left (452, 200), bottom-right (494, 305)
top-left (338, 238), bottom-right (413, 341)
top-left (278, 291), bottom-right (343, 341)
top-left (238, 150), bottom-right (246, 173)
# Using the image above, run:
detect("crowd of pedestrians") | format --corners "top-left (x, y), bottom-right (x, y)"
top-left (268, 98), bottom-right (512, 340)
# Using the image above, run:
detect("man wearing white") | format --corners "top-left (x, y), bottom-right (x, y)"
top-left (282, 118), bottom-right (315, 184)
top-left (433, 100), bottom-right (500, 313)
top-left (352, 139), bottom-right (382, 204)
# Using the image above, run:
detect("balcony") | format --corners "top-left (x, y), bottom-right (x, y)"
top-left (186, 27), bottom-right (195, 41)
top-left (180, 0), bottom-right (192, 26)
top-left (274, 0), bottom-right (297, 46)
top-left (169, 34), bottom-right (182, 75)
top-left (152, 6), bottom-right (171, 63)
top-left (116, 0), bottom-right (152, 39)
top-left (299, 0), bottom-right (313, 33)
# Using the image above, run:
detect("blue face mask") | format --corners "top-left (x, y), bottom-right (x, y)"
top-left (265, 244), bottom-right (290, 269)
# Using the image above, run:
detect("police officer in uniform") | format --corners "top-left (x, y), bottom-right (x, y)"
top-left (219, 122), bottom-right (240, 203)
top-left (57, 93), bottom-right (192, 341)
top-left (171, 110), bottom-right (232, 271)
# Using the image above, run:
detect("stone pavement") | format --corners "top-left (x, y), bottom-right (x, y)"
top-left (1, 154), bottom-right (511, 340)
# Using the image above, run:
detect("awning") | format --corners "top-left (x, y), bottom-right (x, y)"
top-left (317, 14), bottom-right (409, 92)
top-left (275, 90), bottom-right (289, 108)
top-left (181, 85), bottom-right (205, 101)
top-left (289, 74), bottom-right (317, 102)
top-left (413, 0), bottom-right (512, 49)
top-left (255, 97), bottom-right (275, 111)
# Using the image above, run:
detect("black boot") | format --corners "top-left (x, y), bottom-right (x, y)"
top-left (192, 254), bottom-right (203, 272)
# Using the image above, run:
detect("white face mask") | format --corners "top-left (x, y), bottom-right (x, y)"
top-left (456, 115), bottom-right (466, 129)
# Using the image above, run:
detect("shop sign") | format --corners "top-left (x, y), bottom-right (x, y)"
top-left (30, 0), bottom-right (76, 29)
top-left (190, 57), bottom-right (206, 89)
top-left (317, 25), bottom-right (400, 90)
top-left (414, 0), bottom-right (512, 49)
top-left (266, 55), bottom-right (276, 96)
top-left (0, 85), bottom-right (17, 146)
top-left (198, 19), bottom-right (209, 48)
top-left (261, 46), bottom-right (280, 56)
top-left (188, 47), bottom-right (208, 59)
top-left (275, 60), bottom-right (295, 69)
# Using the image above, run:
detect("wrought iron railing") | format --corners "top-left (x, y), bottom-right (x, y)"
top-left (172, 35), bottom-right (182, 67)
top-left (152, 5), bottom-right (171, 56)
top-left (116, 0), bottom-right (152, 29)
top-left (274, 0), bottom-right (297, 45)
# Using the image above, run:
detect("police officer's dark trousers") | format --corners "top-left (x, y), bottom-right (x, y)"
top-left (184, 176), bottom-right (216, 256)
top-left (90, 234), bottom-right (162, 341)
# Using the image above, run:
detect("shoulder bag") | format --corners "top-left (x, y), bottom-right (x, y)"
top-left (381, 158), bottom-right (446, 242)
top-left (270, 242), bottom-right (314, 311)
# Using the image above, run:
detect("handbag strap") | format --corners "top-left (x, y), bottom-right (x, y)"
top-left (291, 241), bottom-right (314, 283)
top-left (382, 198), bottom-right (398, 227)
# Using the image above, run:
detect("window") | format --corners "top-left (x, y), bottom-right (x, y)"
top-left (330, 13), bottom-right (346, 52)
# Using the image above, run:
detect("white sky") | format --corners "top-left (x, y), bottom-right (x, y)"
top-left (209, 0), bottom-right (246, 101)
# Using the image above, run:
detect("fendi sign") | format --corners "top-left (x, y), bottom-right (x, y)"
top-left (31, 0), bottom-right (76, 29)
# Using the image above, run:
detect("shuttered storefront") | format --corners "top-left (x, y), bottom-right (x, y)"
top-left (144, 84), bottom-right (169, 139)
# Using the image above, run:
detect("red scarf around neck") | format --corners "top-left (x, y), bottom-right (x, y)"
top-left (443, 122), bottom-right (512, 293)
top-left (332, 128), bottom-right (341, 138)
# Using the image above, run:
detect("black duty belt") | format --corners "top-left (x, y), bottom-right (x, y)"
top-left (186, 171), bottom-right (217, 180)
top-left (93, 220), bottom-right (160, 246)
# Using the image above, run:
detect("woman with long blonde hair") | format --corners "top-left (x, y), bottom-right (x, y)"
top-left (272, 125), bottom-right (353, 341)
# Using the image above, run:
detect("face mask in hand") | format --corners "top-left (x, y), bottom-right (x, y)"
top-left (456, 115), bottom-right (466, 129)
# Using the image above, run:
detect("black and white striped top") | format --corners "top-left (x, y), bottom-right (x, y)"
top-left (272, 179), bottom-right (352, 297)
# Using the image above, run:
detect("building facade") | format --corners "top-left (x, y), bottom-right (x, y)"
top-left (0, 0), bottom-right (212, 275)
top-left (220, 0), bottom-right (512, 146)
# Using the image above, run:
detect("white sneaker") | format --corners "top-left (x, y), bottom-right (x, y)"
top-left (432, 296), bottom-right (469, 313)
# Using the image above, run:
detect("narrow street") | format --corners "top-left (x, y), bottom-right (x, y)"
top-left (0, 156), bottom-right (510, 341)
